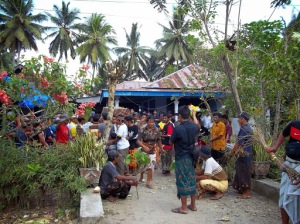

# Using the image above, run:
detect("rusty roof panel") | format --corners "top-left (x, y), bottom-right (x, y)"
top-left (116, 81), bottom-right (148, 90)
top-left (143, 64), bottom-right (207, 89)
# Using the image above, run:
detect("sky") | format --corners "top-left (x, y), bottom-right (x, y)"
top-left (28, 0), bottom-right (300, 76)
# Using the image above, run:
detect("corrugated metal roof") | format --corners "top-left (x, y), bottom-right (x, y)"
top-left (143, 64), bottom-right (207, 90)
top-left (116, 81), bottom-right (148, 90)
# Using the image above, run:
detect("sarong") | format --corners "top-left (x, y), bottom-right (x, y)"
top-left (279, 157), bottom-right (300, 224)
top-left (175, 157), bottom-right (196, 198)
top-left (199, 179), bottom-right (228, 193)
top-left (232, 158), bottom-right (252, 192)
top-left (100, 181), bottom-right (131, 199)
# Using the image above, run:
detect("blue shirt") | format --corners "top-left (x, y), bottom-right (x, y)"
top-left (237, 124), bottom-right (253, 162)
top-left (170, 120), bottom-right (199, 160)
top-left (15, 129), bottom-right (27, 148)
top-left (99, 162), bottom-right (119, 190)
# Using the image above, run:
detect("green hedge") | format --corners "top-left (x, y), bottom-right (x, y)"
top-left (0, 139), bottom-right (87, 211)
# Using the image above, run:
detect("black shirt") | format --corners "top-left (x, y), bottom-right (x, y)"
top-left (170, 120), bottom-right (199, 160)
top-left (128, 125), bottom-right (138, 149)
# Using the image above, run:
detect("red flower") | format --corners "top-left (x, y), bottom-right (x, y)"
top-left (0, 71), bottom-right (8, 80)
top-left (21, 87), bottom-right (25, 93)
top-left (0, 90), bottom-right (12, 105)
top-left (39, 76), bottom-right (49, 88)
top-left (82, 64), bottom-right (90, 71)
top-left (75, 109), bottom-right (85, 116)
top-left (43, 56), bottom-right (54, 63)
top-left (74, 83), bottom-right (83, 89)
top-left (86, 101), bottom-right (96, 108)
top-left (53, 92), bottom-right (68, 104)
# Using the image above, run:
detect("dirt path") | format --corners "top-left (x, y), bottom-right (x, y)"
top-left (100, 169), bottom-right (281, 224)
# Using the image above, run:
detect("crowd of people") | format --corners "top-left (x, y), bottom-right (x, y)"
top-left (6, 105), bottom-right (300, 222)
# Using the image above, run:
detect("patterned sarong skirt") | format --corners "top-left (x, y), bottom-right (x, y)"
top-left (175, 157), bottom-right (196, 198)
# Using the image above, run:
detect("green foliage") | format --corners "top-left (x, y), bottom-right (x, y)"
top-left (70, 133), bottom-right (107, 169)
top-left (0, 140), bottom-right (86, 210)
top-left (252, 142), bottom-right (270, 162)
top-left (45, 1), bottom-right (81, 61)
top-left (0, 0), bottom-right (48, 60)
top-left (125, 148), bottom-right (150, 167)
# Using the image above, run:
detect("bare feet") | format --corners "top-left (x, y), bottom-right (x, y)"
top-left (108, 196), bottom-right (118, 202)
top-left (146, 183), bottom-right (154, 189)
top-left (210, 193), bottom-right (224, 200)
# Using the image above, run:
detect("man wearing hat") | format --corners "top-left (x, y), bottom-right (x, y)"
top-left (230, 111), bottom-right (253, 199)
top-left (68, 115), bottom-right (78, 140)
top-left (98, 150), bottom-right (138, 202)
top-left (56, 114), bottom-right (70, 144)
top-left (195, 146), bottom-right (228, 200)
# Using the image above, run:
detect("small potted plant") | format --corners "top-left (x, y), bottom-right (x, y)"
top-left (70, 133), bottom-right (107, 186)
top-left (252, 142), bottom-right (272, 179)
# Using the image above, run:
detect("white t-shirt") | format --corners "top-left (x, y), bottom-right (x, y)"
top-left (116, 123), bottom-right (130, 150)
top-left (202, 157), bottom-right (222, 176)
top-left (201, 115), bottom-right (213, 129)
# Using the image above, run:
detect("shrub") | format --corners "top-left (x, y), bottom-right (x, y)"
top-left (0, 140), bottom-right (86, 211)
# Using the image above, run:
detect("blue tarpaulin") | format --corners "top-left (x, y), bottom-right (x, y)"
top-left (18, 89), bottom-right (51, 108)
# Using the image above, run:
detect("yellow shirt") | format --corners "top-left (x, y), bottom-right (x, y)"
top-left (69, 121), bottom-right (77, 138)
top-left (210, 121), bottom-right (226, 150)
top-left (158, 121), bottom-right (165, 131)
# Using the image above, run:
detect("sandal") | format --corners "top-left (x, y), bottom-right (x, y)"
top-left (171, 208), bottom-right (188, 214)
top-left (187, 205), bottom-right (197, 211)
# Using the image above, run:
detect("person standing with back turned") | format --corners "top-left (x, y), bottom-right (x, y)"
top-left (265, 120), bottom-right (300, 224)
top-left (170, 105), bottom-right (199, 214)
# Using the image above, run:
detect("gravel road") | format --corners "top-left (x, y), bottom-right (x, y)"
top-left (100, 169), bottom-right (281, 224)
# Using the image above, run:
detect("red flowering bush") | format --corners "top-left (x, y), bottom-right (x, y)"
top-left (75, 102), bottom-right (96, 120)
top-left (0, 55), bottom-right (94, 136)
top-left (0, 90), bottom-right (12, 105)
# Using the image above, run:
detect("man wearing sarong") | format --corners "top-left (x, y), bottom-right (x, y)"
top-left (195, 146), bottom-right (228, 200)
top-left (230, 111), bottom-right (253, 199)
top-left (266, 120), bottom-right (300, 224)
top-left (170, 106), bottom-right (199, 214)
top-left (98, 150), bottom-right (138, 202)
top-left (161, 114), bottom-right (174, 175)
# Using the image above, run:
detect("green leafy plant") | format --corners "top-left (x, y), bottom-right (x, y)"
top-left (0, 140), bottom-right (86, 211)
top-left (252, 142), bottom-right (270, 162)
top-left (71, 133), bottom-right (107, 169)
top-left (125, 148), bottom-right (150, 167)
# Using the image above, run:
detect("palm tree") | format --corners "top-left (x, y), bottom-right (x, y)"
top-left (76, 13), bottom-right (117, 80)
top-left (0, 0), bottom-right (48, 63)
top-left (155, 10), bottom-right (192, 68)
top-left (0, 48), bottom-right (14, 71)
top-left (45, 1), bottom-right (81, 61)
top-left (114, 23), bottom-right (153, 81)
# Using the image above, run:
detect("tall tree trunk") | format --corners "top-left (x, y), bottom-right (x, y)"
top-left (103, 77), bottom-right (117, 143)
top-left (103, 61), bottom-right (126, 144)
top-left (221, 53), bottom-right (242, 114)
top-left (272, 89), bottom-right (282, 143)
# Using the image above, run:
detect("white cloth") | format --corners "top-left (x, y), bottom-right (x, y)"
top-left (202, 157), bottom-right (223, 176)
top-left (201, 115), bottom-right (213, 129)
top-left (116, 123), bottom-right (130, 150)
top-left (141, 154), bottom-right (156, 173)
top-left (279, 158), bottom-right (300, 224)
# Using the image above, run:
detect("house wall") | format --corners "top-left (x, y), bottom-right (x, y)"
top-left (155, 97), bottom-right (167, 114)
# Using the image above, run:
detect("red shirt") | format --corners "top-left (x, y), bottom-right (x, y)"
top-left (56, 124), bottom-right (69, 144)
top-left (162, 122), bottom-right (174, 150)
